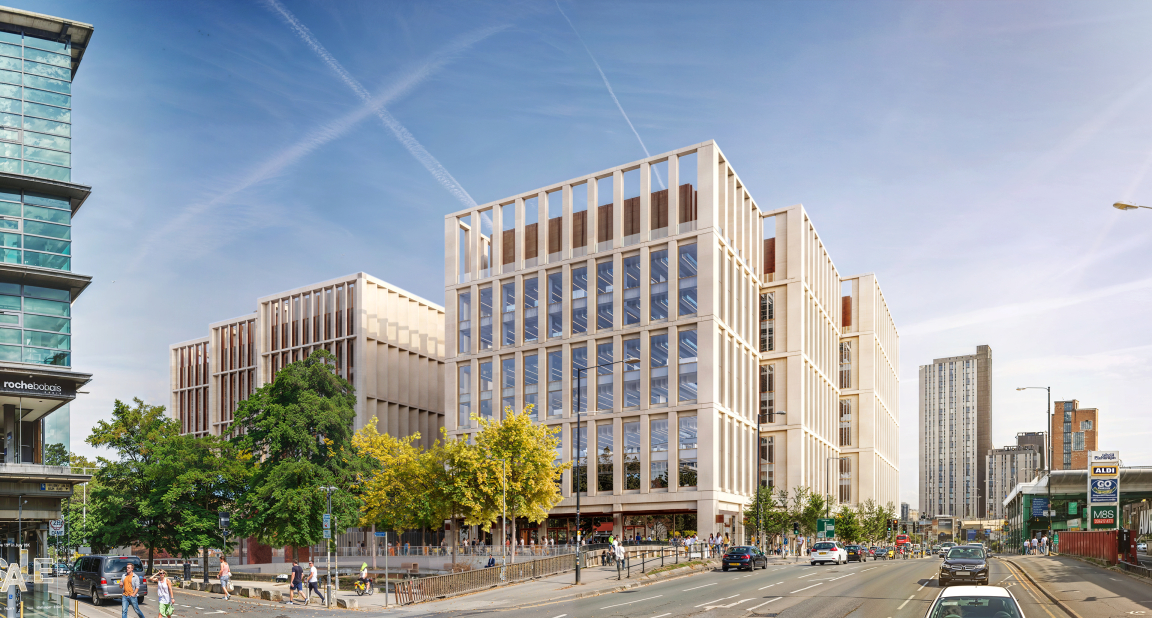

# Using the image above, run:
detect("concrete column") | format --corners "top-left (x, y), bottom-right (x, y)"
top-left (612, 170), bottom-right (624, 244)
top-left (668, 153), bottom-right (680, 230)
top-left (639, 162), bottom-right (651, 238)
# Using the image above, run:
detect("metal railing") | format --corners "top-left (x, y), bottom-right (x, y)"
top-left (395, 553), bottom-right (573, 605)
top-left (330, 544), bottom-right (576, 558)
top-left (1117, 560), bottom-right (1152, 579)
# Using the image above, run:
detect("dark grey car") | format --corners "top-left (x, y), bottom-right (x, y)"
top-left (939, 546), bottom-right (989, 586)
top-left (67, 555), bottom-right (149, 606)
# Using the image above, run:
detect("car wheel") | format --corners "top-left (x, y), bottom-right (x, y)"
top-left (810, 561), bottom-right (816, 566)
top-left (723, 566), bottom-right (729, 572)
top-left (91, 589), bottom-right (101, 606)
top-left (67, 582), bottom-right (75, 599)
top-left (139, 595), bottom-right (146, 605)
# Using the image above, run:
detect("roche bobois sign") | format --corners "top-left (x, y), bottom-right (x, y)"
top-left (0, 373), bottom-right (74, 399)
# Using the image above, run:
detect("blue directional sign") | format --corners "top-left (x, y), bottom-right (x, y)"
top-left (1031, 497), bottom-right (1049, 517)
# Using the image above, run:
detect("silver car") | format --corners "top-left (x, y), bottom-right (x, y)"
top-left (925, 585), bottom-right (1024, 618)
top-left (67, 555), bottom-right (149, 606)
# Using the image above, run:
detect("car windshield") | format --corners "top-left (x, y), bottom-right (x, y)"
top-left (813, 542), bottom-right (836, 550)
top-left (929, 595), bottom-right (1021, 618)
top-left (846, 545), bottom-right (859, 550)
top-left (947, 547), bottom-right (985, 560)
top-left (105, 558), bottom-right (144, 574)
top-left (727, 546), bottom-right (754, 553)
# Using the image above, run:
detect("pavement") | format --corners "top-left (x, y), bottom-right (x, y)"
top-left (1002, 553), bottom-right (1152, 618)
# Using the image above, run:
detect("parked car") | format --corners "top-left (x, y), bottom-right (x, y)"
top-left (68, 555), bottom-right (149, 606)
top-left (939, 546), bottom-right (989, 586)
top-left (810, 541), bottom-right (848, 566)
top-left (925, 586), bottom-right (1023, 618)
top-left (845, 545), bottom-right (867, 562)
top-left (1137, 542), bottom-right (1147, 552)
top-left (722, 545), bottom-right (768, 571)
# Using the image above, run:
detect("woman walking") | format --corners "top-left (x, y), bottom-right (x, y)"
top-left (218, 558), bottom-right (232, 601)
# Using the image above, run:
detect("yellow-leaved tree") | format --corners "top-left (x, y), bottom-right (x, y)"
top-left (472, 404), bottom-right (569, 563)
top-left (352, 419), bottom-right (446, 543)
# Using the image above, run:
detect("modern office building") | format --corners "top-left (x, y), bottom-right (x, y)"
top-left (0, 7), bottom-right (94, 565)
top-left (1014, 431), bottom-right (1046, 471)
top-left (985, 440), bottom-right (1041, 520)
top-left (443, 140), bottom-right (899, 544)
top-left (1050, 399), bottom-right (1097, 471)
top-left (170, 273), bottom-right (446, 447)
top-left (918, 345), bottom-right (992, 518)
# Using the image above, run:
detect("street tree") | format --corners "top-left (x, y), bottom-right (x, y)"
top-left (352, 421), bottom-right (445, 540)
top-left (835, 505), bottom-right (862, 544)
top-left (231, 350), bottom-right (365, 561)
top-left (53, 453), bottom-right (101, 558)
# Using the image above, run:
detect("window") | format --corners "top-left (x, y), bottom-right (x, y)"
top-left (478, 361), bottom-right (493, 420)
top-left (524, 277), bottom-right (539, 343)
top-left (479, 287), bottom-right (494, 350)
top-left (596, 341), bottom-right (613, 411)
top-left (760, 436), bottom-right (773, 488)
top-left (501, 357), bottom-right (515, 416)
top-left (650, 418), bottom-right (668, 489)
top-left (1080, 420), bottom-right (1092, 431)
top-left (759, 293), bottom-right (774, 352)
top-left (524, 354), bottom-right (539, 420)
top-left (501, 282), bottom-right (516, 346)
top-left (548, 272), bottom-right (563, 338)
top-left (839, 458), bottom-right (851, 503)
top-left (572, 424), bottom-right (587, 493)
top-left (759, 365), bottom-right (774, 424)
top-left (458, 364), bottom-right (471, 429)
top-left (623, 420), bottom-right (640, 490)
top-left (650, 249), bottom-right (669, 321)
top-left (547, 349), bottom-right (563, 419)
top-left (839, 399), bottom-right (852, 446)
top-left (596, 423), bottom-right (613, 492)
top-left (623, 255), bottom-right (641, 325)
top-left (596, 261), bottom-right (613, 329)
top-left (571, 345), bottom-right (588, 413)
top-left (678, 415), bottom-right (697, 487)
top-left (839, 341), bottom-right (852, 389)
top-left (457, 292), bottom-right (471, 354)
top-left (1072, 432), bottom-right (1085, 452)
top-left (678, 244), bottom-right (697, 316)
top-left (623, 338), bottom-right (640, 407)
top-left (678, 329), bottom-right (697, 402)
top-left (650, 332), bottom-right (669, 404)
top-left (571, 266), bottom-right (588, 334)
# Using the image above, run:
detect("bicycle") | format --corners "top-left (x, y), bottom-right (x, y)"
top-left (354, 579), bottom-right (375, 596)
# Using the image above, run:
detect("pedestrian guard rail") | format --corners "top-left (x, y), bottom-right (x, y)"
top-left (395, 553), bottom-right (573, 604)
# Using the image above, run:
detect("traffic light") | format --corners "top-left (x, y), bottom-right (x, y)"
top-left (887, 520), bottom-right (892, 532)
top-left (793, 522), bottom-right (799, 535)
top-left (902, 524), bottom-right (907, 533)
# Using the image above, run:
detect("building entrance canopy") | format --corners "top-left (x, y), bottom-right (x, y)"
top-left (0, 368), bottom-right (89, 422)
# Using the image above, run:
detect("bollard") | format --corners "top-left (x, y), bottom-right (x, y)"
top-left (6, 589), bottom-right (13, 618)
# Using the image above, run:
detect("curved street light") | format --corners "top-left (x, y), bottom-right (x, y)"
top-left (1113, 201), bottom-right (1152, 211)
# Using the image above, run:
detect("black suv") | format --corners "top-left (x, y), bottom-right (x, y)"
top-left (939, 546), bottom-right (989, 586)
top-left (67, 555), bottom-right (149, 606)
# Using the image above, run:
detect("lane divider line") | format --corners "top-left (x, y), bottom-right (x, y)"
top-left (549, 615), bottom-right (567, 618)
top-left (683, 582), bottom-right (717, 591)
top-left (600, 595), bottom-right (662, 610)
top-left (694, 594), bottom-right (739, 607)
top-left (791, 583), bottom-right (823, 594)
top-left (748, 597), bottom-right (783, 611)
top-left (897, 595), bottom-right (914, 610)
top-left (797, 572), bottom-right (818, 578)
top-left (650, 614), bottom-right (671, 618)
top-left (758, 582), bottom-right (780, 590)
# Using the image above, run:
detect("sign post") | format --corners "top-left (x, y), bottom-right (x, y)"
top-left (1087, 451), bottom-right (1120, 530)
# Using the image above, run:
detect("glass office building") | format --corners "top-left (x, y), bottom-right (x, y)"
top-left (0, 6), bottom-right (94, 567)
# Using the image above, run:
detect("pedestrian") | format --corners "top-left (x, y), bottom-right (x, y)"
top-left (306, 560), bottom-right (325, 605)
top-left (217, 557), bottom-right (231, 601)
top-left (121, 563), bottom-right (145, 618)
top-left (150, 570), bottom-right (175, 618)
top-left (288, 559), bottom-right (304, 605)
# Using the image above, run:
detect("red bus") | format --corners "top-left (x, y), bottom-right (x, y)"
top-left (895, 534), bottom-right (910, 547)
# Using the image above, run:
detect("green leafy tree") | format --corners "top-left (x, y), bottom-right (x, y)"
top-left (231, 350), bottom-right (366, 561)
top-left (53, 453), bottom-right (101, 559)
top-left (835, 505), bottom-right (862, 544)
top-left (86, 398), bottom-right (177, 563)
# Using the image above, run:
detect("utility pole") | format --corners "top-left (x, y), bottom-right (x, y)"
top-left (319, 486), bottom-right (337, 608)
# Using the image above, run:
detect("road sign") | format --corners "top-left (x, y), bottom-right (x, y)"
top-left (323, 514), bottom-right (331, 530)
top-left (374, 531), bottom-right (387, 537)
top-left (47, 520), bottom-right (63, 537)
top-left (323, 529), bottom-right (331, 539)
top-left (817, 518), bottom-right (835, 539)
top-left (1031, 498), bottom-right (1049, 517)
top-left (218, 512), bottom-right (230, 529)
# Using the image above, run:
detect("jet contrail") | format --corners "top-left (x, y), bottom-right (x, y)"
top-left (130, 26), bottom-right (501, 269)
top-left (265, 0), bottom-right (481, 208)
top-left (555, 0), bottom-right (664, 190)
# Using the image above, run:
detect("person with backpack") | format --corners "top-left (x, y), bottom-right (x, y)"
top-left (150, 570), bottom-right (175, 618)
top-left (121, 563), bottom-right (146, 618)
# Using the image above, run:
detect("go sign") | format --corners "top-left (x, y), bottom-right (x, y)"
top-left (1090, 479), bottom-right (1118, 504)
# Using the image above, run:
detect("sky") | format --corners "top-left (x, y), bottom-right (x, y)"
top-left (36, 0), bottom-right (1152, 509)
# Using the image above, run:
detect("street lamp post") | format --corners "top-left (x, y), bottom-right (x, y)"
top-left (825, 456), bottom-right (850, 520)
top-left (319, 486), bottom-right (337, 608)
top-left (1016, 386), bottom-right (1052, 548)
top-left (755, 410), bottom-right (786, 551)
top-left (574, 357), bottom-right (640, 585)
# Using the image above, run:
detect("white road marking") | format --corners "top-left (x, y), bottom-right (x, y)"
top-left (549, 615), bottom-right (567, 618)
top-left (683, 582), bottom-right (717, 591)
top-left (791, 583), bottom-right (823, 593)
top-left (796, 572), bottom-right (818, 578)
top-left (749, 597), bottom-right (783, 610)
top-left (830, 573), bottom-right (855, 581)
top-left (695, 594), bottom-right (739, 607)
top-left (758, 582), bottom-right (780, 590)
top-left (897, 595), bottom-right (915, 610)
top-left (703, 598), bottom-right (753, 610)
top-left (600, 595), bottom-right (662, 610)
top-left (918, 576), bottom-right (934, 591)
top-left (650, 614), bottom-right (671, 618)
top-left (861, 566), bottom-right (877, 572)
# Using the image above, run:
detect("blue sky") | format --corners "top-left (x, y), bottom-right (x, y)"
top-left (42, 0), bottom-right (1152, 508)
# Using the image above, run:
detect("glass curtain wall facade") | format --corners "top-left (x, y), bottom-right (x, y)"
top-left (0, 30), bottom-right (73, 182)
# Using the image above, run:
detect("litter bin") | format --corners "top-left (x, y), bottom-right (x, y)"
top-left (183, 562), bottom-right (192, 582)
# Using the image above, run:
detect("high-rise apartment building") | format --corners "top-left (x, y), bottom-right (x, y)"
top-left (985, 435), bottom-right (1042, 520)
top-left (1050, 399), bottom-right (1097, 470)
top-left (1014, 431), bottom-right (1046, 471)
top-left (444, 141), bottom-right (899, 544)
top-left (919, 345), bottom-right (992, 518)
top-left (170, 273), bottom-right (446, 447)
top-left (0, 7), bottom-right (94, 565)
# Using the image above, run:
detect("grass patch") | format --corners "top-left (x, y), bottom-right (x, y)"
top-left (645, 560), bottom-right (710, 576)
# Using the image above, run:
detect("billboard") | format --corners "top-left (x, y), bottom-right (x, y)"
top-left (1087, 451), bottom-right (1120, 530)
